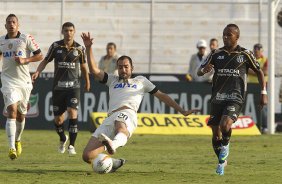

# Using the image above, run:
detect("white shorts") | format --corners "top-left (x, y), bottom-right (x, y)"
top-left (92, 109), bottom-right (138, 139)
top-left (1, 86), bottom-right (32, 114)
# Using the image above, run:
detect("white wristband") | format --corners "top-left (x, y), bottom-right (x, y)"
top-left (261, 90), bottom-right (267, 95)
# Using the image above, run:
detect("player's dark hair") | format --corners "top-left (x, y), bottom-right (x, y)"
top-left (117, 55), bottom-right (133, 67)
top-left (62, 22), bottom-right (75, 31)
top-left (6, 14), bottom-right (18, 22)
top-left (210, 38), bottom-right (218, 43)
top-left (107, 42), bottom-right (117, 49)
top-left (226, 23), bottom-right (240, 38)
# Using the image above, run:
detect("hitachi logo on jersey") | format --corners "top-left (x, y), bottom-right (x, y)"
top-left (114, 83), bottom-right (137, 89)
top-left (58, 62), bottom-right (75, 68)
top-left (3, 51), bottom-right (23, 57)
top-left (218, 69), bottom-right (240, 74)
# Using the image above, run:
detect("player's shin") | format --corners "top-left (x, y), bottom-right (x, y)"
top-left (221, 129), bottom-right (232, 146)
top-left (112, 132), bottom-right (128, 150)
top-left (15, 119), bottom-right (25, 141)
top-left (68, 118), bottom-right (78, 146)
top-left (55, 123), bottom-right (66, 142)
top-left (212, 138), bottom-right (222, 159)
top-left (6, 118), bottom-right (17, 149)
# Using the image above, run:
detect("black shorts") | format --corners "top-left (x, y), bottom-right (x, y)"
top-left (207, 102), bottom-right (243, 126)
top-left (52, 89), bottom-right (80, 116)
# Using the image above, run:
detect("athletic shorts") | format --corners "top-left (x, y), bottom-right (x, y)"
top-left (1, 86), bottom-right (32, 114)
top-left (52, 89), bottom-right (80, 116)
top-left (207, 102), bottom-right (243, 126)
top-left (92, 109), bottom-right (137, 139)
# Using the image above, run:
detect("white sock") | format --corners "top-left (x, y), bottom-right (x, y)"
top-left (15, 119), bottom-right (25, 141)
top-left (112, 132), bottom-right (128, 150)
top-left (6, 118), bottom-right (16, 149)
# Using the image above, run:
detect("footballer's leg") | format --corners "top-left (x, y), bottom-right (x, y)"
top-left (15, 112), bottom-right (26, 157)
top-left (211, 125), bottom-right (222, 160)
top-left (6, 103), bottom-right (18, 160)
top-left (82, 136), bottom-right (105, 164)
top-left (55, 114), bottom-right (68, 153)
top-left (219, 115), bottom-right (233, 163)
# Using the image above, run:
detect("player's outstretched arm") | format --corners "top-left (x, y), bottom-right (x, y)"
top-left (31, 59), bottom-right (49, 82)
top-left (153, 90), bottom-right (200, 116)
top-left (81, 32), bottom-right (104, 81)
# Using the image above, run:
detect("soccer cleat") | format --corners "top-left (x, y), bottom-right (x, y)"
top-left (216, 160), bottom-right (227, 175)
top-left (111, 158), bottom-right (126, 173)
top-left (58, 135), bottom-right (68, 153)
top-left (98, 133), bottom-right (116, 155)
top-left (68, 145), bottom-right (77, 155)
top-left (8, 148), bottom-right (17, 160)
top-left (219, 143), bottom-right (230, 162)
top-left (15, 141), bottom-right (22, 157)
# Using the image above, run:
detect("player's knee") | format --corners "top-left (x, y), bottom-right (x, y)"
top-left (69, 118), bottom-right (78, 133)
top-left (82, 150), bottom-right (98, 164)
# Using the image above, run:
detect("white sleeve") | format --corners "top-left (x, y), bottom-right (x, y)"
top-left (26, 34), bottom-right (40, 52)
top-left (106, 74), bottom-right (118, 86)
top-left (141, 76), bottom-right (156, 93)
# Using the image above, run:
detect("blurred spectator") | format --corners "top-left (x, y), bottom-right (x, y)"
top-left (187, 39), bottom-right (213, 82)
top-left (98, 42), bottom-right (119, 74)
top-left (209, 38), bottom-right (219, 51)
top-left (248, 43), bottom-right (268, 133)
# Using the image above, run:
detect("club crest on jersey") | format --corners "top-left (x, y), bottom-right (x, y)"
top-left (73, 50), bottom-right (78, 56)
top-left (236, 55), bottom-right (244, 63)
top-left (8, 43), bottom-right (13, 49)
top-left (114, 83), bottom-right (137, 89)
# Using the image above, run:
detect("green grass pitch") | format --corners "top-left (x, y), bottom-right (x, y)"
top-left (0, 129), bottom-right (281, 184)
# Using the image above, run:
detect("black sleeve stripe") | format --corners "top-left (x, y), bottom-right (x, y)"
top-left (100, 72), bottom-right (108, 84)
top-left (243, 51), bottom-right (260, 71)
top-left (149, 87), bottom-right (158, 94)
top-left (32, 49), bottom-right (41, 55)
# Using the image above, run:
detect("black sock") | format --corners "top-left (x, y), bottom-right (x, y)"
top-left (221, 129), bottom-right (232, 146)
top-left (69, 119), bottom-right (78, 146)
top-left (55, 123), bottom-right (66, 142)
top-left (212, 138), bottom-right (222, 159)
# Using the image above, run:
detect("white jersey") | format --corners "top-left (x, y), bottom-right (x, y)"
top-left (0, 32), bottom-right (40, 88)
top-left (106, 74), bottom-right (156, 113)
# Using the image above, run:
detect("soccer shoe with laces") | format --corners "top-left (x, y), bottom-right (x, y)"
top-left (68, 145), bottom-right (77, 155)
top-left (110, 158), bottom-right (126, 173)
top-left (15, 141), bottom-right (22, 157)
top-left (98, 133), bottom-right (116, 155)
top-left (8, 148), bottom-right (17, 160)
top-left (219, 143), bottom-right (230, 162)
top-left (58, 135), bottom-right (68, 153)
top-left (216, 160), bottom-right (227, 175)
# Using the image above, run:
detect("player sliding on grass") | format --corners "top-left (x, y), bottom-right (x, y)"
top-left (0, 14), bottom-right (43, 160)
top-left (197, 24), bottom-right (267, 175)
top-left (81, 32), bottom-right (200, 172)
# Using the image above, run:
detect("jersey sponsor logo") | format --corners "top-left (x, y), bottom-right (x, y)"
top-left (217, 55), bottom-right (224, 60)
top-left (57, 50), bottom-right (63, 53)
top-left (58, 62), bottom-right (75, 69)
top-left (58, 81), bottom-right (75, 88)
top-left (3, 50), bottom-right (23, 57)
top-left (217, 68), bottom-right (240, 77)
top-left (28, 35), bottom-right (39, 50)
top-left (114, 83), bottom-right (137, 89)
top-left (236, 55), bottom-right (244, 63)
top-left (226, 105), bottom-right (236, 112)
top-left (216, 92), bottom-right (237, 100)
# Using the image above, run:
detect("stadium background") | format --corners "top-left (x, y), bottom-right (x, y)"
top-left (0, 0), bottom-right (281, 131)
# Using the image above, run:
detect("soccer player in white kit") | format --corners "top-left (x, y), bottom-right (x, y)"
top-left (81, 32), bottom-right (199, 172)
top-left (0, 14), bottom-right (43, 160)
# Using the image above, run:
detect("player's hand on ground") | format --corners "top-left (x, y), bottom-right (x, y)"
top-left (182, 109), bottom-right (201, 116)
top-left (31, 71), bottom-right (39, 83)
top-left (203, 64), bottom-right (214, 73)
top-left (15, 56), bottom-right (27, 64)
top-left (81, 32), bottom-right (94, 48)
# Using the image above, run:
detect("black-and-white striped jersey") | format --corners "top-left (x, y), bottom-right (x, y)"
top-left (200, 45), bottom-right (260, 104)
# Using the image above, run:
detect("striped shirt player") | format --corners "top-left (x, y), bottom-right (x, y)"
top-left (81, 32), bottom-right (199, 173)
top-left (0, 14), bottom-right (43, 160)
top-left (197, 24), bottom-right (267, 176)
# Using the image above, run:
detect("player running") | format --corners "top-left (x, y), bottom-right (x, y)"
top-left (0, 14), bottom-right (43, 160)
top-left (197, 24), bottom-right (267, 175)
top-left (81, 32), bottom-right (200, 172)
top-left (32, 22), bottom-right (90, 155)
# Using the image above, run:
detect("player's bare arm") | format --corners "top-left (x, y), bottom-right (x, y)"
top-left (81, 32), bottom-right (104, 81)
top-left (31, 59), bottom-right (49, 82)
top-left (197, 63), bottom-right (214, 76)
top-left (153, 90), bottom-right (200, 116)
top-left (255, 69), bottom-right (268, 109)
top-left (15, 52), bottom-right (43, 65)
top-left (81, 62), bottom-right (90, 91)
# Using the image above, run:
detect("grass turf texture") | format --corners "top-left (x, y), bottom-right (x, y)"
top-left (0, 129), bottom-right (281, 184)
